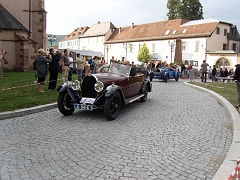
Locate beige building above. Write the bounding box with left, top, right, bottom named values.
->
left=0, top=0, right=46, bottom=71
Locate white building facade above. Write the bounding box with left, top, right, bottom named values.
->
left=59, top=19, right=240, bottom=69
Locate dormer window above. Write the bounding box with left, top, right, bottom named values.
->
left=172, top=30, right=177, bottom=34
left=165, top=30, right=170, bottom=35
left=183, top=29, right=187, bottom=33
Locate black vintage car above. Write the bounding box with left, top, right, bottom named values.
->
left=57, top=62, right=152, bottom=120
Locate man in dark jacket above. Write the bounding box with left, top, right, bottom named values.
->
left=48, top=48, right=61, bottom=90
left=234, top=64, right=240, bottom=108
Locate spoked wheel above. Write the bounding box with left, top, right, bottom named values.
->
left=57, top=91, right=75, bottom=115
left=104, top=91, right=121, bottom=120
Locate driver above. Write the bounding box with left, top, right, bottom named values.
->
left=122, top=60, right=136, bottom=76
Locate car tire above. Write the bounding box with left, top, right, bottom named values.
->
left=57, top=91, right=75, bottom=115
left=104, top=91, right=121, bottom=120
left=164, top=74, right=168, bottom=83
left=140, top=86, right=148, bottom=102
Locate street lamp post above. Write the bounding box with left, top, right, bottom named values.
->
left=47, top=35, right=56, bottom=47
left=105, top=44, right=111, bottom=64
left=168, top=40, right=175, bottom=64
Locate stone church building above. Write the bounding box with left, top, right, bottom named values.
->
left=0, top=0, right=46, bottom=71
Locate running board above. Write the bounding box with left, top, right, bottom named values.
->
left=125, top=94, right=144, bottom=105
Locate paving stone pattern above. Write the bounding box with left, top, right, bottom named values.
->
left=0, top=80, right=232, bottom=180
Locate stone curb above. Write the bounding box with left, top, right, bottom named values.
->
left=184, top=82, right=240, bottom=180
left=0, top=102, right=57, bottom=120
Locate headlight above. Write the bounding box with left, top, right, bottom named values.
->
left=72, top=80, right=81, bottom=90
left=94, top=81, right=104, bottom=92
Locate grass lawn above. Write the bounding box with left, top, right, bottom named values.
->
left=0, top=72, right=238, bottom=113
left=190, top=81, right=238, bottom=107
left=0, top=71, right=76, bottom=112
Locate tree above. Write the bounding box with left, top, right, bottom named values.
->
left=167, top=0, right=182, bottom=20
left=137, top=42, right=152, bottom=64
left=167, top=0, right=203, bottom=20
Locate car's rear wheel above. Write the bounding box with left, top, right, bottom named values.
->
left=57, top=91, right=75, bottom=115
left=140, top=86, right=148, bottom=102
left=175, top=74, right=179, bottom=81
left=104, top=91, right=121, bottom=120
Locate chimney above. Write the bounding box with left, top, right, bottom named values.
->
left=131, top=23, right=134, bottom=30
left=119, top=27, right=121, bottom=33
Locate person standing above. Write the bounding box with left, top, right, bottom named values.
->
left=36, top=48, right=52, bottom=93
left=76, top=53, right=85, bottom=83
left=212, top=65, right=217, bottom=82
left=68, top=53, right=74, bottom=81
left=201, top=60, right=209, bottom=82
left=48, top=48, right=61, bottom=90
left=188, top=64, right=193, bottom=82
left=61, top=49, right=70, bottom=84
left=234, top=64, right=240, bottom=108
left=33, top=59, right=38, bottom=83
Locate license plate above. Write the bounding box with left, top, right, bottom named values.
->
left=74, top=104, right=93, bottom=111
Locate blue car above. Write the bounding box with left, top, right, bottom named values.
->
left=149, top=68, right=180, bottom=83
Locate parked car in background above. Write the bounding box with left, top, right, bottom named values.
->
left=57, top=62, right=152, bottom=120
left=149, top=67, right=179, bottom=82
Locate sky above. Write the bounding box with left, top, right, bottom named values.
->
left=45, top=0, right=240, bottom=35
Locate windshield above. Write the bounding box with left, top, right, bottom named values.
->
left=108, top=62, right=131, bottom=76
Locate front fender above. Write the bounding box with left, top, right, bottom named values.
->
left=57, top=83, right=73, bottom=92
left=57, top=83, right=77, bottom=103
left=105, top=84, right=121, bottom=97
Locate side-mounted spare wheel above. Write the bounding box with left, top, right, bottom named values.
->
left=104, top=91, right=121, bottom=120
left=57, top=91, right=75, bottom=115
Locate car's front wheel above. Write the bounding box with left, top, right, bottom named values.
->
left=57, top=91, right=75, bottom=115
left=104, top=91, right=121, bottom=120
left=164, top=74, right=168, bottom=83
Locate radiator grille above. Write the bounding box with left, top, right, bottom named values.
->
left=82, top=76, right=97, bottom=98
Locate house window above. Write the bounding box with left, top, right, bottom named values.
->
left=67, top=41, right=70, bottom=46
left=223, top=43, right=227, bottom=50
left=96, top=37, right=98, bottom=43
left=195, top=41, right=200, bottom=52
left=139, top=44, right=142, bottom=51
left=216, top=27, right=220, bottom=34
left=130, top=44, right=133, bottom=52
left=224, top=29, right=227, bottom=36
left=183, top=29, right=187, bottom=33
left=182, top=41, right=187, bottom=50
left=233, top=43, right=236, bottom=51
left=152, top=43, right=155, bottom=52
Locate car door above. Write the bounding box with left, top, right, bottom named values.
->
left=127, top=74, right=144, bottom=98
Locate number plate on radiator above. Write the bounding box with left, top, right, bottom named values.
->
left=74, top=104, right=93, bottom=111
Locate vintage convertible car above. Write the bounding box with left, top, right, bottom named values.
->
left=57, top=62, right=152, bottom=120
left=149, top=67, right=179, bottom=83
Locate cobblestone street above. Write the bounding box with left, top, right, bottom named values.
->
left=0, top=80, right=232, bottom=180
